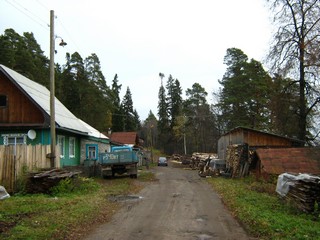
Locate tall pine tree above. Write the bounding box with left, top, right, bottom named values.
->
left=217, top=48, right=272, bottom=131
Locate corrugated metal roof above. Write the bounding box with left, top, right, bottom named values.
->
left=109, top=132, right=138, bottom=145
left=222, top=126, right=303, bottom=144
left=79, top=120, right=108, bottom=139
left=1, top=64, right=107, bottom=139
left=256, top=148, right=320, bottom=175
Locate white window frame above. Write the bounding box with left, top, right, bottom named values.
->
left=87, top=145, right=98, bottom=160
left=2, top=134, right=26, bottom=146
left=58, top=135, right=65, bottom=158
left=69, top=137, right=75, bottom=158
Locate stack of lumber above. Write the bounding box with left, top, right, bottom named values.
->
left=286, top=175, right=320, bottom=213
left=25, top=168, right=82, bottom=194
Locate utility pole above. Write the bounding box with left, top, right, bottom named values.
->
left=49, top=10, right=56, bottom=168
left=183, top=115, right=187, bottom=155
left=184, top=132, right=187, bottom=155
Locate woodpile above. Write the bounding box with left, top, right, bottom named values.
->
left=171, top=154, right=182, bottom=161
left=198, top=159, right=226, bottom=178
left=181, top=155, right=192, bottom=165
left=25, top=168, right=82, bottom=194
left=225, top=144, right=253, bottom=178
left=287, top=176, right=320, bottom=213
left=190, top=152, right=216, bottom=169
left=170, top=154, right=192, bottom=165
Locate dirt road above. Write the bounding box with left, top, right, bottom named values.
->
left=83, top=163, right=251, bottom=240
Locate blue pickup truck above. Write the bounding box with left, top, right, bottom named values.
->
left=98, top=146, right=141, bottom=178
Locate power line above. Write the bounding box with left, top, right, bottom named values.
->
left=4, top=0, right=94, bottom=65
left=32, top=0, right=78, bottom=49
left=33, top=0, right=85, bottom=58
left=4, top=0, right=49, bottom=29
left=34, top=0, right=49, bottom=12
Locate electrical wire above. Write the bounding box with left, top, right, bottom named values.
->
left=4, top=0, right=49, bottom=29
left=34, top=0, right=49, bottom=11
left=34, top=0, right=86, bottom=58
left=55, top=17, right=81, bottom=53
left=4, top=0, right=81, bottom=54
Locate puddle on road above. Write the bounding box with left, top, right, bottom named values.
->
left=195, top=215, right=208, bottom=222
left=187, top=230, right=216, bottom=240
left=107, top=195, right=143, bottom=202
left=196, top=218, right=205, bottom=222
left=172, top=192, right=181, bottom=198
left=196, top=233, right=214, bottom=240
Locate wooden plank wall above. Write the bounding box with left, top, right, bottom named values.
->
left=0, top=145, right=60, bottom=193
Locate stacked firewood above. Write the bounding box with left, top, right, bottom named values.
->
left=225, top=144, right=250, bottom=178
left=171, top=154, right=182, bottom=161
left=190, top=152, right=216, bottom=169
left=25, top=168, right=82, bottom=194
left=286, top=175, right=320, bottom=213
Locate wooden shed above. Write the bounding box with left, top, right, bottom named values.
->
left=218, top=127, right=303, bottom=161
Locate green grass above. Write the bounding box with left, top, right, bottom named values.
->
left=3, top=168, right=319, bottom=240
left=0, top=173, right=152, bottom=240
left=206, top=177, right=320, bottom=240
left=138, top=170, right=158, bottom=182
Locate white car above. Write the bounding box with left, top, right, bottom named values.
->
left=158, top=157, right=168, bottom=166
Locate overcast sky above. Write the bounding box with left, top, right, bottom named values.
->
left=1, top=0, right=273, bottom=120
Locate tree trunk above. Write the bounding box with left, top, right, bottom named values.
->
left=298, top=41, right=306, bottom=145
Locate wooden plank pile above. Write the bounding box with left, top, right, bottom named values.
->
left=25, top=168, right=82, bottom=194
left=286, top=175, right=320, bottom=213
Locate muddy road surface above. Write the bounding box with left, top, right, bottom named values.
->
left=83, top=163, right=251, bottom=240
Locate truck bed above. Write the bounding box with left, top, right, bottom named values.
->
left=99, top=151, right=139, bottom=165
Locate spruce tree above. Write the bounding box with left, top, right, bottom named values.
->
left=110, top=74, right=124, bottom=132
left=121, top=87, right=137, bottom=131
left=157, top=84, right=170, bottom=152
left=166, top=75, right=183, bottom=153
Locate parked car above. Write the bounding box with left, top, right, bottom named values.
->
left=158, top=157, right=168, bottom=166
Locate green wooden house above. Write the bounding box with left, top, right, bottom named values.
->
left=0, top=64, right=109, bottom=167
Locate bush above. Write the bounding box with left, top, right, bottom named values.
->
left=50, top=177, right=100, bottom=196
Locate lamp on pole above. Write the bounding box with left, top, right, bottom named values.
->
left=49, top=10, right=67, bottom=168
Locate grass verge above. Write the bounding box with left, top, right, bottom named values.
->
left=0, top=170, right=156, bottom=240
left=206, top=177, right=320, bottom=240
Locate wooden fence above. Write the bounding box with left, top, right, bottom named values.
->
left=0, top=145, right=60, bottom=193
